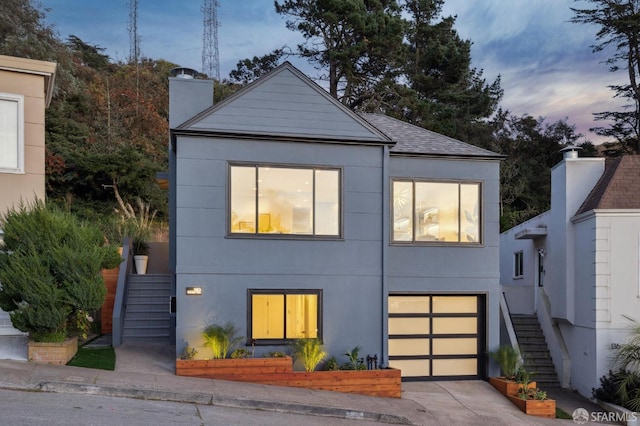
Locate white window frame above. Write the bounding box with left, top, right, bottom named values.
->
left=514, top=251, right=524, bottom=278
left=0, top=93, right=25, bottom=174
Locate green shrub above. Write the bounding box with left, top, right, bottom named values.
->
left=230, top=348, right=252, bottom=359
left=180, top=345, right=198, bottom=360
left=0, top=200, right=121, bottom=342
left=290, top=338, right=327, bottom=372
left=341, top=346, right=366, bottom=370
left=488, top=345, right=521, bottom=379
left=323, top=356, right=340, bottom=371
left=202, top=322, right=242, bottom=359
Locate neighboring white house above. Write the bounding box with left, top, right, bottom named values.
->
left=501, top=149, right=640, bottom=398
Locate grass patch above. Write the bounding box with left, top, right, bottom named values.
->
left=67, top=346, right=116, bottom=370
left=556, top=407, right=573, bottom=419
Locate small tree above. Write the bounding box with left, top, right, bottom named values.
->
left=0, top=200, right=121, bottom=342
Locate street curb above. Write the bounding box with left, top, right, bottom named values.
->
left=37, top=381, right=413, bottom=425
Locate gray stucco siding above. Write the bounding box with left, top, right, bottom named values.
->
left=176, top=273, right=383, bottom=359
left=175, top=185, right=222, bottom=209
left=177, top=136, right=382, bottom=166
left=175, top=207, right=223, bottom=238
left=344, top=191, right=381, bottom=214
left=187, top=70, right=384, bottom=141
left=175, top=237, right=382, bottom=276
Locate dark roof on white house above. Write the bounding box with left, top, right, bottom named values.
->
left=576, top=155, right=640, bottom=215
left=359, top=113, right=502, bottom=159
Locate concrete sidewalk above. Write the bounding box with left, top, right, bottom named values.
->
left=0, top=341, right=611, bottom=425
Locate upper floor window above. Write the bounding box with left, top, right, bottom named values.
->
left=514, top=251, right=524, bottom=278
left=0, top=93, right=24, bottom=174
left=229, top=164, right=341, bottom=237
left=392, top=180, right=481, bottom=244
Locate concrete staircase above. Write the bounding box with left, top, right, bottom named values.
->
left=511, top=314, right=560, bottom=388
left=123, top=274, right=171, bottom=343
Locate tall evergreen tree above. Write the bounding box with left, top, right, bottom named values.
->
left=402, top=0, right=502, bottom=139
left=275, top=0, right=405, bottom=107
left=571, top=0, right=640, bottom=152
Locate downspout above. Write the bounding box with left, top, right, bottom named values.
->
left=381, top=145, right=390, bottom=364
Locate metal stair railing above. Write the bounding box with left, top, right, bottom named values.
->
left=112, top=238, right=133, bottom=347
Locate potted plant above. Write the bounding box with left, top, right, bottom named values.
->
left=487, top=345, right=536, bottom=395
left=0, top=201, right=121, bottom=363
left=132, top=235, right=149, bottom=274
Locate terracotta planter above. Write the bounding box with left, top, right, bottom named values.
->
left=28, top=336, right=78, bottom=365
left=175, top=357, right=402, bottom=398
left=507, top=394, right=556, bottom=418
left=489, top=376, right=536, bottom=396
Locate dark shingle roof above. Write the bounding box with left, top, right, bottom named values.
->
left=358, top=113, right=502, bottom=158
left=576, top=155, right=640, bottom=215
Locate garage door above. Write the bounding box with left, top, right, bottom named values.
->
left=388, top=294, right=485, bottom=380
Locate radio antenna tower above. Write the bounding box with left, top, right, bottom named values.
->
left=202, top=0, right=220, bottom=81
left=128, top=0, right=140, bottom=63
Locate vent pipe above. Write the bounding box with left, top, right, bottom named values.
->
left=560, top=145, right=583, bottom=160
left=170, top=67, right=199, bottom=79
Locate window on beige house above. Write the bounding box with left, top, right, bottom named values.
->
left=0, top=93, right=24, bottom=174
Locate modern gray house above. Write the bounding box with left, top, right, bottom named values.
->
left=168, top=62, right=502, bottom=380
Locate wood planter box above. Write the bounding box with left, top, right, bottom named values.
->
left=176, top=357, right=401, bottom=398
left=28, top=337, right=78, bottom=365
left=489, top=376, right=536, bottom=396
left=176, top=356, right=293, bottom=377
left=101, top=266, right=120, bottom=334
left=507, top=394, right=556, bottom=418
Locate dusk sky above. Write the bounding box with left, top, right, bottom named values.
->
left=39, top=0, right=627, bottom=144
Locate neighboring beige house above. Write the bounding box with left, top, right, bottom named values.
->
left=0, top=55, right=57, bottom=359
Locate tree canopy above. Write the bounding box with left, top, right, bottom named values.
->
left=0, top=0, right=604, bottom=232
left=571, top=0, right=640, bottom=152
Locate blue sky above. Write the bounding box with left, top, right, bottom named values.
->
left=40, top=0, right=626, bottom=144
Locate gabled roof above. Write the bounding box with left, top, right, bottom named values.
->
left=359, top=113, right=502, bottom=159
left=178, top=62, right=389, bottom=143
left=576, top=155, right=640, bottom=215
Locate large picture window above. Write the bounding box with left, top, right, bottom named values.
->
left=249, top=289, right=322, bottom=342
left=0, top=93, right=24, bottom=173
left=230, top=164, right=340, bottom=237
left=392, top=180, right=481, bottom=243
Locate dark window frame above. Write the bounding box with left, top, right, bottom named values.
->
left=514, top=251, right=524, bottom=278
left=228, top=162, right=343, bottom=240
left=391, top=178, right=483, bottom=245
left=247, top=288, right=323, bottom=345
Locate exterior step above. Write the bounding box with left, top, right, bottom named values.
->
left=122, top=273, right=171, bottom=344
left=511, top=314, right=560, bottom=388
